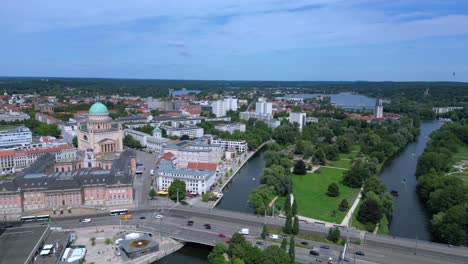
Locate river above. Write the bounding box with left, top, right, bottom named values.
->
left=379, top=120, right=442, bottom=240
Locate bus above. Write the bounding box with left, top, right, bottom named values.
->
left=20, top=215, right=50, bottom=222
left=110, top=209, right=128, bottom=216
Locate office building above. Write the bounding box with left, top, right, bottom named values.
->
left=0, top=127, right=32, bottom=148
left=161, top=124, right=204, bottom=138
left=211, top=100, right=226, bottom=117
left=289, top=112, right=307, bottom=130
left=163, top=140, right=223, bottom=168
left=0, top=111, right=30, bottom=122
left=374, top=99, right=383, bottom=119
left=255, top=98, right=272, bottom=115
left=211, top=139, right=248, bottom=153
left=215, top=123, right=246, bottom=134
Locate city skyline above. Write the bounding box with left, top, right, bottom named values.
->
left=1, top=0, right=468, bottom=81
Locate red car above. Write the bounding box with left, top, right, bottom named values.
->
left=225, top=240, right=231, bottom=244
left=218, top=233, right=226, bottom=238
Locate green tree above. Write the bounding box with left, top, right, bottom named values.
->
left=104, top=238, right=112, bottom=245
left=148, top=188, right=157, bottom=199
left=338, top=199, right=349, bottom=212
left=168, top=179, right=186, bottom=202
left=327, top=227, right=341, bottom=243
left=357, top=198, right=382, bottom=224
left=261, top=245, right=291, bottom=264
left=284, top=211, right=293, bottom=234
left=292, top=160, right=307, bottom=175
left=288, top=236, right=295, bottom=262
left=249, top=186, right=275, bottom=214
left=72, top=136, right=78, bottom=147
left=292, top=216, right=299, bottom=235
left=327, top=182, right=340, bottom=197
left=337, top=135, right=352, bottom=153
left=280, top=237, right=287, bottom=251
left=208, top=243, right=228, bottom=264
left=363, top=176, right=385, bottom=196
left=291, top=199, right=298, bottom=216
left=261, top=224, right=268, bottom=240
left=283, top=195, right=291, bottom=214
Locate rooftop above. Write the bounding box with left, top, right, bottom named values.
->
left=0, top=225, right=49, bottom=264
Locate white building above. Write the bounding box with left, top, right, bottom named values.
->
left=162, top=125, right=204, bottom=138
left=0, top=127, right=32, bottom=148
left=212, top=100, right=226, bottom=117
left=374, top=99, right=384, bottom=119
left=223, top=97, right=238, bottom=111
left=239, top=112, right=280, bottom=128
left=0, top=111, right=30, bottom=122
left=211, top=139, right=248, bottom=153
left=255, top=98, right=272, bottom=115
left=433, top=106, right=464, bottom=114
left=214, top=123, right=246, bottom=134
left=289, top=112, right=307, bottom=130
left=157, top=159, right=216, bottom=194
left=163, top=140, right=223, bottom=168
left=124, top=127, right=168, bottom=153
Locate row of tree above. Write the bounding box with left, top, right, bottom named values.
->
left=416, top=116, right=468, bottom=246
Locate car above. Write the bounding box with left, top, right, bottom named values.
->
left=154, top=215, right=163, bottom=219
left=255, top=241, right=264, bottom=246
left=309, top=250, right=320, bottom=256
left=79, top=218, right=91, bottom=223
left=355, top=251, right=365, bottom=256
left=187, top=220, right=194, bottom=226
left=339, top=256, right=350, bottom=262
left=115, top=238, right=123, bottom=245
left=269, top=234, right=280, bottom=240
left=218, top=233, right=226, bottom=238
left=300, top=241, right=308, bottom=245
left=140, top=216, right=146, bottom=219
left=320, top=245, right=330, bottom=249
left=225, top=240, right=231, bottom=244
left=204, top=224, right=212, bottom=229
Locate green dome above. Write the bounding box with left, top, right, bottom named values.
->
left=153, top=126, right=161, bottom=132
left=89, top=102, right=109, bottom=115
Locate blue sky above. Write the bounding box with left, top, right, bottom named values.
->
left=1, top=0, right=468, bottom=81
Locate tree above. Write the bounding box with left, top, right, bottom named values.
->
left=148, top=188, right=157, bottom=199
left=104, top=238, right=112, bottom=245
left=250, top=186, right=275, bottom=214
left=168, top=179, right=186, bottom=202
left=72, top=136, right=78, bottom=147
left=208, top=243, right=228, bottom=264
left=292, top=216, right=299, bottom=235
left=337, top=136, right=352, bottom=153
left=284, top=211, right=293, bottom=234
left=280, top=237, right=287, bottom=251
left=288, top=236, right=295, bottom=262
left=291, top=199, right=298, bottom=216
left=327, top=182, right=340, bottom=197
left=327, top=227, right=341, bottom=243
left=261, top=245, right=291, bottom=264
left=90, top=237, right=96, bottom=246
left=283, top=195, right=291, bottom=214
left=313, top=147, right=326, bottom=165
left=292, top=160, right=307, bottom=175
left=338, top=199, right=349, bottom=212
left=357, top=198, right=382, bottom=224
left=261, top=224, right=268, bottom=240
left=363, top=176, right=385, bottom=196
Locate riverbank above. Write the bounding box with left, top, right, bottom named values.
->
left=212, top=141, right=271, bottom=209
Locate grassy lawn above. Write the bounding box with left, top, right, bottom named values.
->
left=328, top=159, right=352, bottom=169
left=267, top=227, right=345, bottom=246
left=292, top=167, right=360, bottom=223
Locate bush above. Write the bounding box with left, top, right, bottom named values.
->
left=105, top=238, right=112, bottom=245
left=338, top=199, right=349, bottom=211
left=327, top=227, right=340, bottom=243
left=357, top=198, right=382, bottom=224
left=293, top=160, right=307, bottom=175
left=202, top=192, right=218, bottom=202
left=327, top=182, right=340, bottom=197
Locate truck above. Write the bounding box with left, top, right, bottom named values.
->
left=239, top=228, right=249, bottom=235
left=121, top=214, right=133, bottom=220
left=150, top=169, right=155, bottom=176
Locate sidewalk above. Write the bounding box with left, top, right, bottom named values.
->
left=340, top=187, right=363, bottom=226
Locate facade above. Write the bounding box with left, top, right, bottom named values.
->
left=215, top=123, right=246, bottom=134
left=211, top=100, right=226, bottom=117
left=0, top=144, right=75, bottom=174
left=77, top=101, right=124, bottom=154
left=239, top=112, right=280, bottom=128
left=374, top=99, right=384, bottom=119
left=35, top=112, right=60, bottom=125
left=0, top=111, right=30, bottom=122
left=157, top=159, right=216, bottom=194
left=223, top=97, right=238, bottom=111
left=289, top=112, right=307, bottom=130
left=0, top=127, right=32, bottom=148
left=124, top=127, right=168, bottom=153
left=255, top=98, right=272, bottom=115
left=211, top=139, right=248, bottom=153
left=0, top=150, right=135, bottom=215
left=433, top=106, right=464, bottom=114
left=163, top=140, right=223, bottom=168
left=161, top=124, right=204, bottom=138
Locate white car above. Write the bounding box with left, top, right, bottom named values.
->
left=269, top=234, right=280, bottom=240
left=79, top=218, right=91, bottom=223
left=115, top=238, right=123, bottom=245
left=154, top=214, right=163, bottom=219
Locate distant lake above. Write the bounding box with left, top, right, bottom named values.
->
left=284, top=92, right=389, bottom=110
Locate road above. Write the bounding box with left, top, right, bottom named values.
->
left=46, top=207, right=467, bottom=264
left=132, top=149, right=158, bottom=207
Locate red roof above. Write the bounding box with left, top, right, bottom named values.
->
left=16, top=145, right=72, bottom=156
left=0, top=151, right=15, bottom=157
left=180, top=105, right=202, bottom=115
left=157, top=152, right=177, bottom=165
left=187, top=162, right=217, bottom=171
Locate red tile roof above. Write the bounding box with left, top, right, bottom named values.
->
left=0, top=151, right=15, bottom=157
left=157, top=152, right=177, bottom=165
left=187, top=162, right=217, bottom=171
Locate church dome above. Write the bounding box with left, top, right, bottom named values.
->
left=89, top=102, right=109, bottom=115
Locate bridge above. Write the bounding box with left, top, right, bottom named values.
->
left=50, top=205, right=468, bottom=264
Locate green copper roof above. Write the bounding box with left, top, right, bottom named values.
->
left=89, top=102, right=109, bottom=115
left=153, top=126, right=161, bottom=132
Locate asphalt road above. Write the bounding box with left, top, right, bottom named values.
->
left=46, top=208, right=467, bottom=264
left=133, top=149, right=158, bottom=207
